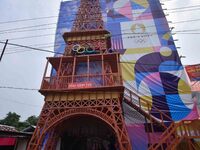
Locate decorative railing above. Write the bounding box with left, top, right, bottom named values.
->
left=148, top=119, right=200, bottom=150
left=41, top=73, right=122, bottom=90
left=124, top=88, right=173, bottom=129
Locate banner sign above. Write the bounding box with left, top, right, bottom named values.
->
left=68, top=82, right=93, bottom=89
left=185, top=64, right=200, bottom=81
left=54, top=1, right=197, bottom=149
left=55, top=0, right=194, bottom=123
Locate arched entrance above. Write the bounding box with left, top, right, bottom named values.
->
left=43, top=115, right=118, bottom=150
left=28, top=99, right=131, bottom=150
left=55, top=116, right=117, bottom=150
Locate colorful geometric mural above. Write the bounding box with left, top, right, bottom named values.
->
left=54, top=1, right=197, bottom=149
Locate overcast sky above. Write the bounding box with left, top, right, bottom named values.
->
left=0, top=0, right=199, bottom=121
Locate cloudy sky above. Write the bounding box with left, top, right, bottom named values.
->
left=0, top=0, right=199, bottom=120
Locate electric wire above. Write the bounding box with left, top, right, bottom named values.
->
left=0, top=29, right=200, bottom=56
left=0, top=0, right=192, bottom=25
left=0, top=16, right=58, bottom=25
left=0, top=86, right=38, bottom=91
left=0, top=97, right=42, bottom=108
left=6, top=42, right=64, bottom=50
left=4, top=43, right=66, bottom=54
left=0, top=41, right=63, bottom=55
left=166, top=4, right=200, bottom=10
left=2, top=20, right=200, bottom=36
left=1, top=30, right=200, bottom=42
left=0, top=84, right=196, bottom=108
left=0, top=40, right=190, bottom=67
left=0, top=27, right=56, bottom=35
left=0, top=0, right=197, bottom=117
left=1, top=17, right=200, bottom=41
left=0, top=40, right=191, bottom=68
left=1, top=4, right=200, bottom=34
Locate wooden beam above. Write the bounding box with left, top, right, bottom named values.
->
left=40, top=59, right=49, bottom=90
left=72, top=57, right=76, bottom=83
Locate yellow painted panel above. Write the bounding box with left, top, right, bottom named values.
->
left=68, top=93, right=75, bottom=101
left=125, top=47, right=154, bottom=54
left=60, top=94, right=67, bottom=101
left=45, top=92, right=121, bottom=102
left=111, top=92, right=119, bottom=98
left=82, top=93, right=89, bottom=100
left=82, top=36, right=86, bottom=40
left=132, top=0, right=149, bottom=8
left=54, top=94, right=60, bottom=101
left=162, top=32, right=171, bottom=40
left=86, top=36, right=90, bottom=40
left=77, top=36, right=81, bottom=41
left=75, top=94, right=82, bottom=101
left=67, top=37, right=72, bottom=41
left=97, top=92, right=104, bottom=99
left=46, top=94, right=53, bottom=101
left=90, top=93, right=97, bottom=99
left=105, top=93, right=111, bottom=99
left=178, top=79, right=191, bottom=94
left=121, top=63, right=135, bottom=81
left=140, top=95, right=152, bottom=111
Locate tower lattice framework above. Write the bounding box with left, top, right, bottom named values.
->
left=27, top=0, right=131, bottom=149
left=72, top=0, right=104, bottom=31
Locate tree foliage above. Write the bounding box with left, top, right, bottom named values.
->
left=26, top=115, right=38, bottom=126
left=0, top=112, right=20, bottom=127
left=0, top=112, right=38, bottom=131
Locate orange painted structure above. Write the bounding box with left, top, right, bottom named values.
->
left=27, top=0, right=200, bottom=149
left=27, top=0, right=131, bottom=149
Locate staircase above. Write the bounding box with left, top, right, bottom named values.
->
left=123, top=88, right=173, bottom=129
left=123, top=88, right=200, bottom=150
left=148, top=119, right=200, bottom=150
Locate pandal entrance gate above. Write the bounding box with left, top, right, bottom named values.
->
left=27, top=0, right=132, bottom=149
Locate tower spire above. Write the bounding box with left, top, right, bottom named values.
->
left=63, top=0, right=110, bottom=56
left=72, top=0, right=104, bottom=31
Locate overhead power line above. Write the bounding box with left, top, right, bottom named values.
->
left=2, top=27, right=200, bottom=55
left=5, top=44, right=66, bottom=55
left=1, top=14, right=200, bottom=37
left=2, top=19, right=200, bottom=36
left=0, top=41, right=63, bottom=55
left=0, top=1, right=185, bottom=25
left=167, top=8, right=200, bottom=13
left=0, top=16, right=58, bottom=24
left=0, top=86, right=38, bottom=91
left=2, top=27, right=200, bottom=42
left=1, top=33, right=56, bottom=41
left=0, top=40, right=190, bottom=67
left=0, top=97, right=42, bottom=108
left=0, top=27, right=56, bottom=35
left=1, top=4, right=200, bottom=33
left=6, top=42, right=64, bottom=50
left=0, top=23, right=57, bottom=33
left=166, top=4, right=200, bottom=10
left=0, top=84, right=193, bottom=106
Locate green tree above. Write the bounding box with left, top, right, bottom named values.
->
left=25, top=115, right=38, bottom=126
left=0, top=112, right=39, bottom=131
left=18, top=121, right=29, bottom=131
left=0, top=112, right=20, bottom=127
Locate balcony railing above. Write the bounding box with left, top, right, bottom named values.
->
left=41, top=73, right=122, bottom=91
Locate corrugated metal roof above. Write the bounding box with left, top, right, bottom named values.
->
left=0, top=125, right=18, bottom=132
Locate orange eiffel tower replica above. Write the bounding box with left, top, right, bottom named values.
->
left=27, top=0, right=131, bottom=149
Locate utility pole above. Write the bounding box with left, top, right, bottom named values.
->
left=0, top=40, right=8, bottom=62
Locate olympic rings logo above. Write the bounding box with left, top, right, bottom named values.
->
left=72, top=44, right=95, bottom=54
